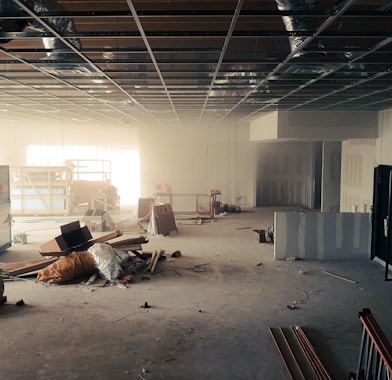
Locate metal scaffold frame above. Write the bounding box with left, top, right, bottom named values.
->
left=10, top=160, right=120, bottom=216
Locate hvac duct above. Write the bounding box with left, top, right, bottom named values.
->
left=274, top=0, right=317, bottom=56
left=0, top=0, right=81, bottom=51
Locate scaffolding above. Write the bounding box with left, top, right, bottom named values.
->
left=10, top=160, right=120, bottom=215
left=10, top=166, right=70, bottom=215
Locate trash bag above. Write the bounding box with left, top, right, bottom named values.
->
left=37, top=251, right=95, bottom=284
left=88, top=243, right=123, bottom=282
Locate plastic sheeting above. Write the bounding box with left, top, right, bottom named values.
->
left=88, top=243, right=123, bottom=282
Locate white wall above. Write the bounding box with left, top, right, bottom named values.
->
left=340, top=109, right=392, bottom=212
left=0, top=119, right=140, bottom=205
left=250, top=110, right=378, bottom=141
left=0, top=119, right=257, bottom=208
left=377, top=109, right=392, bottom=165
left=138, top=124, right=256, bottom=206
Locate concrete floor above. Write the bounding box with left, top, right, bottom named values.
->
left=1, top=207, right=391, bottom=380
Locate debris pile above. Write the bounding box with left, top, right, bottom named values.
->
left=1, top=221, right=175, bottom=287
left=253, top=223, right=274, bottom=243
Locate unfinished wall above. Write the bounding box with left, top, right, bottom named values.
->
left=0, top=119, right=257, bottom=207
left=340, top=139, right=377, bottom=212
left=255, top=141, right=318, bottom=208
left=274, top=211, right=371, bottom=260
left=0, top=119, right=140, bottom=205
left=339, top=109, right=392, bottom=213
left=377, top=109, right=392, bottom=165
left=0, top=119, right=139, bottom=163
left=138, top=123, right=256, bottom=206
left=321, top=141, right=341, bottom=212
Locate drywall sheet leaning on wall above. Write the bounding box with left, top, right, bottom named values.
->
left=274, top=211, right=371, bottom=260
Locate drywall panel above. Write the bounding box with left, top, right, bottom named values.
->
left=250, top=111, right=378, bottom=141
left=340, top=139, right=376, bottom=212
left=274, top=211, right=371, bottom=260
left=321, top=141, right=341, bottom=212
left=255, top=142, right=317, bottom=208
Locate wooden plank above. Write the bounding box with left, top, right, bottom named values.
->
left=108, top=235, right=148, bottom=247
left=151, top=249, right=164, bottom=273
left=1, top=257, right=58, bottom=276
left=269, top=326, right=323, bottom=380
left=148, top=251, right=158, bottom=271
left=90, top=230, right=123, bottom=244
left=292, top=326, right=332, bottom=380
left=269, top=327, right=306, bottom=380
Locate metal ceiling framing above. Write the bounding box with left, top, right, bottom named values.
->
left=0, top=0, right=392, bottom=128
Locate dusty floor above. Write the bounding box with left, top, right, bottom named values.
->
left=1, top=207, right=391, bottom=380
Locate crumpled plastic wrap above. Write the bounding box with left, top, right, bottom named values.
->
left=88, top=243, right=123, bottom=282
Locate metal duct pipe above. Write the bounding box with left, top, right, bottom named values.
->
left=274, top=0, right=316, bottom=56
left=0, top=2, right=29, bottom=43
left=0, top=0, right=81, bottom=51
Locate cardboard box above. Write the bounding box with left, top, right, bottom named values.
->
left=253, top=229, right=266, bottom=243
left=40, top=221, right=92, bottom=254
left=152, top=204, right=177, bottom=236
left=83, top=216, right=104, bottom=232
left=83, top=209, right=115, bottom=232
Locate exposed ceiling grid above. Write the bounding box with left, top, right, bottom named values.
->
left=0, top=0, right=392, bottom=127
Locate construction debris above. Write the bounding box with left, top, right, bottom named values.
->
left=3, top=220, right=186, bottom=287
left=269, top=325, right=332, bottom=380
left=15, top=299, right=25, bottom=307
left=253, top=229, right=267, bottom=243
left=0, top=222, right=167, bottom=287
left=171, top=250, right=182, bottom=258
left=83, top=209, right=116, bottom=232
left=322, top=270, right=358, bottom=284
left=89, top=243, right=123, bottom=282
left=39, top=221, right=124, bottom=256
left=1, top=257, right=58, bottom=276
left=37, top=251, right=95, bottom=284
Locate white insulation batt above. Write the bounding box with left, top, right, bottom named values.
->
left=274, top=211, right=371, bottom=260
